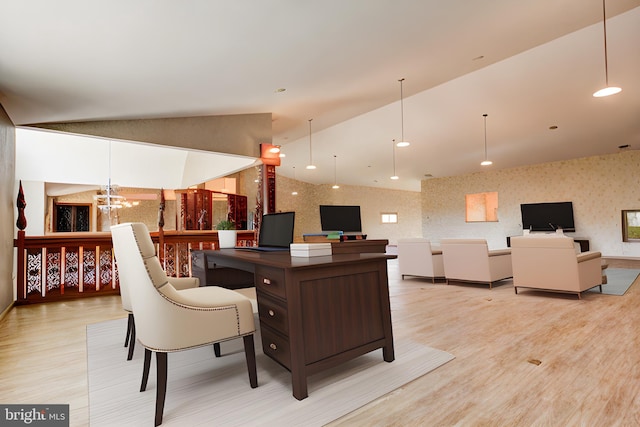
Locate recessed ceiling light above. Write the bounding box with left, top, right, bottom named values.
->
left=472, top=55, right=485, bottom=61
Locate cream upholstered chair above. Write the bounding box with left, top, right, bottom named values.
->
left=440, top=239, right=512, bottom=288
left=111, top=223, right=257, bottom=426
left=119, top=271, right=199, bottom=361
left=397, top=238, right=445, bottom=283
left=511, top=235, right=603, bottom=299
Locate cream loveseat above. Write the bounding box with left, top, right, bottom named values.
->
left=440, top=239, right=512, bottom=288
left=397, top=238, right=445, bottom=283
left=511, top=235, right=603, bottom=299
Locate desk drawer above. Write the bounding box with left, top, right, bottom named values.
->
left=258, top=295, right=289, bottom=335
left=255, top=266, right=286, bottom=299
left=261, top=325, right=291, bottom=369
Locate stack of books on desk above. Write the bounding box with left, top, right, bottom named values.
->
left=290, top=243, right=333, bottom=257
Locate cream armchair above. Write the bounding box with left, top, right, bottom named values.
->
left=511, top=235, right=603, bottom=299
left=120, top=271, right=198, bottom=361
left=111, top=222, right=257, bottom=426
left=397, top=238, right=445, bottom=283
left=440, top=239, right=512, bottom=288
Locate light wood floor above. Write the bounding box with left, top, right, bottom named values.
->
left=2, top=259, right=640, bottom=426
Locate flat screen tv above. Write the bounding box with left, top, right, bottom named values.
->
left=319, top=205, right=362, bottom=233
left=520, top=201, right=575, bottom=232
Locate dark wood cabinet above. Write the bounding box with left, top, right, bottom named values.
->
left=176, top=189, right=248, bottom=230
left=175, top=189, right=212, bottom=230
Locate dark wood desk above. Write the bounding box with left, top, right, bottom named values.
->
left=329, top=239, right=388, bottom=254
left=191, top=249, right=395, bottom=400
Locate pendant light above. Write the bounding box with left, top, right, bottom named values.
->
left=291, top=166, right=298, bottom=195
left=332, top=155, right=340, bottom=189
left=95, top=141, right=126, bottom=215
left=396, top=79, right=410, bottom=147
left=480, top=113, right=493, bottom=166
left=593, top=0, right=621, bottom=97
left=305, top=119, right=316, bottom=170
left=390, top=140, right=399, bottom=180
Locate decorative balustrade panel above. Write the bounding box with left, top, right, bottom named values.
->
left=22, top=246, right=117, bottom=300
left=25, top=249, right=42, bottom=296
left=64, top=248, right=80, bottom=288
left=83, top=248, right=97, bottom=288
left=15, top=230, right=257, bottom=304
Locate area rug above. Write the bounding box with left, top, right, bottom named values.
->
left=87, top=317, right=454, bottom=426
left=589, top=268, right=640, bottom=295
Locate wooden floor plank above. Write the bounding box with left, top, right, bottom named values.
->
left=1, top=259, right=639, bottom=426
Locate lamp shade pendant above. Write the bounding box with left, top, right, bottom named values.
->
left=397, top=78, right=410, bottom=147
left=306, top=119, right=316, bottom=170
left=593, top=0, right=621, bottom=97
left=481, top=113, right=493, bottom=166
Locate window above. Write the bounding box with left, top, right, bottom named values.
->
left=54, top=204, right=91, bottom=232
left=622, top=210, right=640, bottom=242
left=465, top=192, right=498, bottom=222
left=381, top=212, right=398, bottom=224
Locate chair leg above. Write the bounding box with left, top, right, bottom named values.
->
left=213, top=342, right=221, bottom=357
left=155, top=352, right=168, bottom=426
left=127, top=319, right=136, bottom=361
left=140, top=348, right=152, bottom=392
left=243, top=334, right=258, bottom=388
left=125, top=313, right=134, bottom=347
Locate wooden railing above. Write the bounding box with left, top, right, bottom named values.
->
left=13, top=229, right=257, bottom=305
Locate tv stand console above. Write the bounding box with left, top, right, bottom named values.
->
left=507, top=235, right=589, bottom=252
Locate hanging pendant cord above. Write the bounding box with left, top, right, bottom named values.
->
left=483, top=114, right=488, bottom=160
left=601, top=0, right=610, bottom=86
left=399, top=78, right=405, bottom=142
left=392, top=140, right=396, bottom=176
left=308, top=119, right=313, bottom=165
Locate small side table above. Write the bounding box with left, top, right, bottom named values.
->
left=601, top=262, right=609, bottom=284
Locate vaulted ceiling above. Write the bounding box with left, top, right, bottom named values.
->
left=1, top=1, right=639, bottom=191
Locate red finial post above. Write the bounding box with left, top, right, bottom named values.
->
left=16, top=181, right=27, bottom=301
left=16, top=180, right=27, bottom=230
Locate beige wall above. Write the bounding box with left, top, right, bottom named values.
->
left=0, top=104, right=16, bottom=313
left=422, top=150, right=640, bottom=257
left=275, top=174, right=422, bottom=244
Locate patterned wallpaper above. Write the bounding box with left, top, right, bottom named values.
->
left=422, top=150, right=640, bottom=257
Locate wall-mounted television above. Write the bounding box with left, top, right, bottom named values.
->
left=520, top=201, right=575, bottom=232
left=319, top=205, right=362, bottom=233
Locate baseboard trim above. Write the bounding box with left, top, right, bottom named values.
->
left=0, top=301, right=15, bottom=323
left=602, top=257, right=640, bottom=269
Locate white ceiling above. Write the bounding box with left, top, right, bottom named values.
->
left=15, top=128, right=257, bottom=189
left=1, top=1, right=639, bottom=192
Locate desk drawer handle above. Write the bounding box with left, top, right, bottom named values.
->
left=268, top=309, right=275, bottom=317
left=269, top=343, right=277, bottom=350
left=263, top=278, right=271, bottom=285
